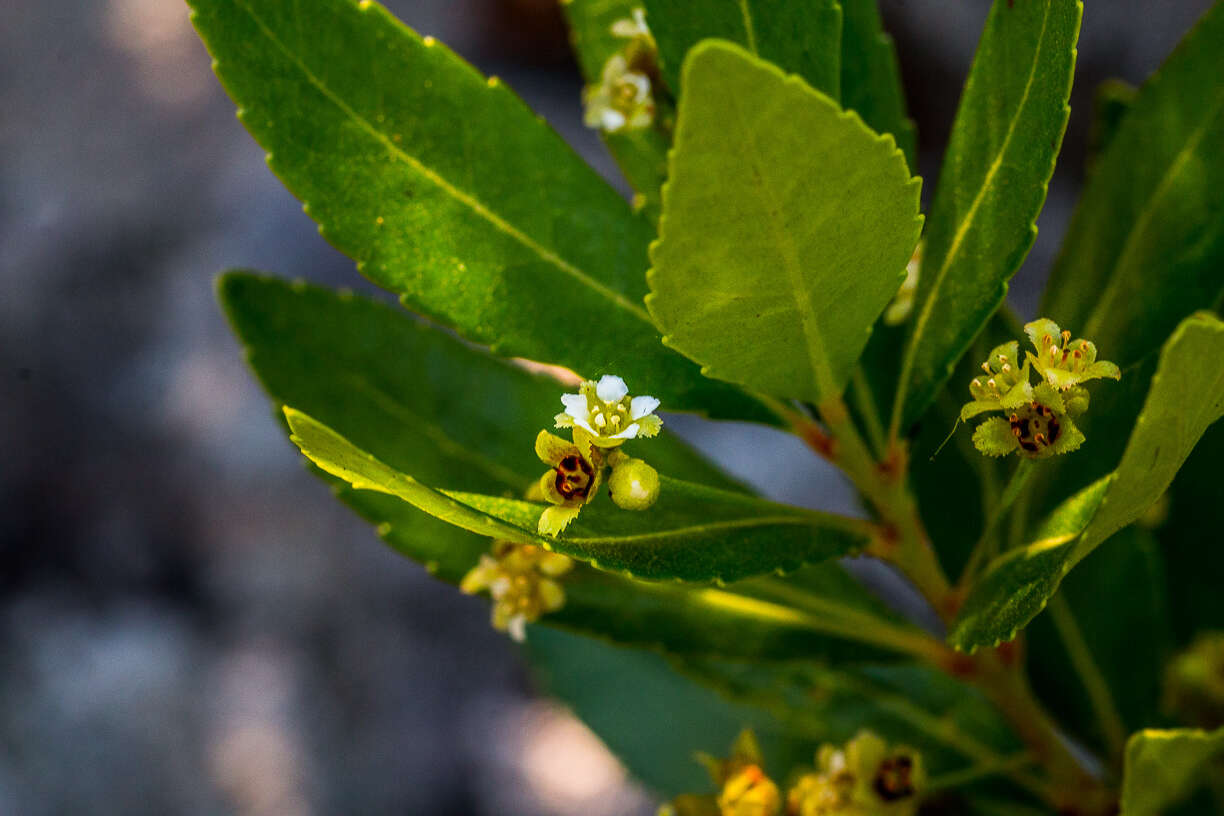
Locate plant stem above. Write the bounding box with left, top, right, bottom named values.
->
left=957, top=459, right=1038, bottom=590
left=849, top=368, right=888, bottom=457
left=825, top=399, right=955, bottom=619
left=966, top=652, right=1116, bottom=814
left=782, top=394, right=1117, bottom=812
left=1047, top=593, right=1128, bottom=765
left=924, top=752, right=1037, bottom=793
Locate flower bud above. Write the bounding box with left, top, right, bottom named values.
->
left=608, top=457, right=660, bottom=510
left=717, top=765, right=781, bottom=816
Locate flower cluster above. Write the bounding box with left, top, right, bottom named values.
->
left=539, top=374, right=662, bottom=535
left=660, top=730, right=923, bottom=816
left=961, top=319, right=1119, bottom=459
left=459, top=540, right=574, bottom=642
left=787, top=732, right=924, bottom=816
left=583, top=8, right=659, bottom=133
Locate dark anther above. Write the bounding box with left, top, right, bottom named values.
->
left=874, top=755, right=916, bottom=802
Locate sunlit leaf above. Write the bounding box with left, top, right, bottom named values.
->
left=648, top=40, right=921, bottom=405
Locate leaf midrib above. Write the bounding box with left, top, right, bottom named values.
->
left=565, top=514, right=839, bottom=546
left=230, top=0, right=655, bottom=326
left=725, top=84, right=837, bottom=398
left=1081, top=87, right=1224, bottom=339
left=892, top=2, right=1056, bottom=432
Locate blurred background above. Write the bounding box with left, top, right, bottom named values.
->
left=0, top=0, right=1213, bottom=813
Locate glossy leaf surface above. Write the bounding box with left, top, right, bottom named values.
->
left=950, top=312, right=1224, bottom=651
left=893, top=0, right=1082, bottom=431
left=641, top=0, right=842, bottom=98
left=648, top=41, right=922, bottom=404
left=189, top=0, right=767, bottom=421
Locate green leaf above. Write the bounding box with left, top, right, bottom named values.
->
left=647, top=40, right=922, bottom=405
left=526, top=627, right=814, bottom=798
left=1161, top=422, right=1224, bottom=641
left=1085, top=79, right=1136, bottom=178
left=284, top=406, right=874, bottom=582
left=949, top=312, right=1224, bottom=651
left=560, top=0, right=672, bottom=218
left=676, top=658, right=1035, bottom=792
left=840, top=0, right=916, bottom=170
left=1121, top=727, right=1224, bottom=816
left=188, top=0, right=767, bottom=422
left=558, top=561, right=921, bottom=663
left=1026, top=526, right=1171, bottom=760
left=1043, top=2, right=1224, bottom=374
left=220, top=273, right=900, bottom=663
left=641, top=0, right=842, bottom=99
left=892, top=0, right=1082, bottom=432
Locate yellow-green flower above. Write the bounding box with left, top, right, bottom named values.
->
left=554, top=375, right=662, bottom=448
left=1024, top=318, right=1121, bottom=391
left=610, top=7, right=652, bottom=43
left=459, top=540, right=573, bottom=641
left=534, top=430, right=603, bottom=536
left=787, top=732, right=924, bottom=816
left=583, top=55, right=656, bottom=132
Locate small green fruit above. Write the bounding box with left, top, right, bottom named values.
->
left=608, top=458, right=660, bottom=510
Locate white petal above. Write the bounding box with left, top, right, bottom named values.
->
left=596, top=375, right=629, bottom=402
left=610, top=19, right=637, bottom=37
left=625, top=73, right=650, bottom=102
left=560, top=392, right=588, bottom=420
left=630, top=395, right=659, bottom=419
left=507, top=615, right=527, bottom=643
left=601, top=109, right=626, bottom=131
left=572, top=415, right=597, bottom=435
left=611, top=425, right=639, bottom=440
left=602, top=54, right=628, bottom=81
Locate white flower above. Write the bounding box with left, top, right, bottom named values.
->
left=555, top=374, right=662, bottom=448
left=582, top=55, right=654, bottom=133
left=610, top=8, right=650, bottom=41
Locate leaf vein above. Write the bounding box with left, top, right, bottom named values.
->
left=232, top=0, right=654, bottom=325
left=893, top=2, right=1055, bottom=432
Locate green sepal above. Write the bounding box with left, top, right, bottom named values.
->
left=973, top=417, right=1019, bottom=458
left=539, top=505, right=583, bottom=536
